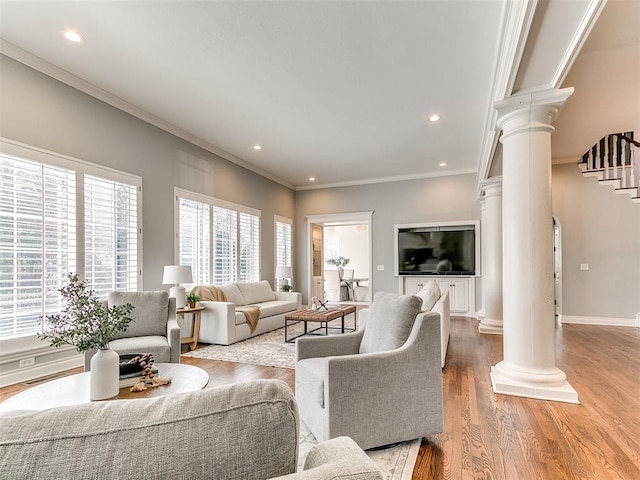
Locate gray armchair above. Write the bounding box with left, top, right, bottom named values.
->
left=84, top=291, right=180, bottom=371
left=295, top=292, right=443, bottom=450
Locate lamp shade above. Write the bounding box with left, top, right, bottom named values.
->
left=162, top=265, right=193, bottom=285
left=275, top=266, right=292, bottom=279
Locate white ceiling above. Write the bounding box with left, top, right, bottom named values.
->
left=0, top=1, right=637, bottom=189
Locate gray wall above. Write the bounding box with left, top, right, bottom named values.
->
left=552, top=163, right=640, bottom=320
left=0, top=54, right=295, bottom=290
left=295, top=174, right=482, bottom=304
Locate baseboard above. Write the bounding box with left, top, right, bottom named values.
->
left=0, top=356, right=83, bottom=388
left=561, top=315, right=639, bottom=327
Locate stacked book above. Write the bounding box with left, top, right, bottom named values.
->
left=119, top=366, right=158, bottom=388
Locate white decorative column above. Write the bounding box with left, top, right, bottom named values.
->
left=490, top=89, right=578, bottom=404
left=478, top=177, right=503, bottom=334
left=476, top=198, right=486, bottom=321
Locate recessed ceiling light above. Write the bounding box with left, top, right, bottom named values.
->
left=439, top=162, right=447, bottom=167
left=253, top=145, right=262, bottom=150
left=64, top=30, right=84, bottom=43
left=308, top=177, right=316, bottom=182
left=429, top=114, right=441, bottom=122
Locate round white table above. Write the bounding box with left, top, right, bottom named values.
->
left=0, top=363, right=209, bottom=412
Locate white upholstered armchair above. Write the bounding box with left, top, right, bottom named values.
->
left=84, top=291, right=180, bottom=370
left=295, top=292, right=443, bottom=450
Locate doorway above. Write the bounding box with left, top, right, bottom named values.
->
left=553, top=215, right=563, bottom=323
left=306, top=212, right=373, bottom=305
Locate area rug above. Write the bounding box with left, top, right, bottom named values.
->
left=182, top=319, right=349, bottom=369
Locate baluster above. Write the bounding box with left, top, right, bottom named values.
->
left=631, top=145, right=637, bottom=191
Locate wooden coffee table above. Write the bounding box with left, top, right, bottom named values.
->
left=284, top=305, right=357, bottom=343
left=0, top=363, right=209, bottom=412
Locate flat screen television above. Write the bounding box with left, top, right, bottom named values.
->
left=396, top=224, right=476, bottom=275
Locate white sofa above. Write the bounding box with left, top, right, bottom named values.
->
left=196, top=280, right=302, bottom=345
left=359, top=283, right=450, bottom=367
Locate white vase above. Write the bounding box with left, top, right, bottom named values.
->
left=90, top=347, right=120, bottom=400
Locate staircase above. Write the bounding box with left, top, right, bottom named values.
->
left=578, top=131, right=640, bottom=203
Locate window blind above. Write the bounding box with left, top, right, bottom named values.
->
left=178, top=197, right=210, bottom=285
left=213, top=206, right=237, bottom=284
left=275, top=219, right=292, bottom=290
left=0, top=154, right=76, bottom=338
left=84, top=175, right=138, bottom=298
left=239, top=212, right=260, bottom=282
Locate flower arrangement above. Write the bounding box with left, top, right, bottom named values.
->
left=325, top=256, right=350, bottom=267
left=39, top=273, right=134, bottom=353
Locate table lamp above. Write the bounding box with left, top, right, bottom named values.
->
left=275, top=266, right=293, bottom=291
left=162, top=265, right=193, bottom=308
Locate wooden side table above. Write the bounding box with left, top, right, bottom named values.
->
left=178, top=306, right=204, bottom=351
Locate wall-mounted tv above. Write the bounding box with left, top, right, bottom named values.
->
left=396, top=223, right=478, bottom=276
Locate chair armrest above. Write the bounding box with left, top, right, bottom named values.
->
left=275, top=291, right=302, bottom=309
left=431, top=289, right=450, bottom=368
left=166, top=297, right=180, bottom=362
left=271, top=437, right=383, bottom=480
left=296, top=330, right=363, bottom=362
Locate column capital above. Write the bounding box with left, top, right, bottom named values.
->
left=479, top=176, right=502, bottom=199
left=495, top=87, right=574, bottom=141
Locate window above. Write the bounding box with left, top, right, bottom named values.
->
left=275, top=216, right=292, bottom=291
left=0, top=141, right=141, bottom=340
left=178, top=198, right=210, bottom=285
left=176, top=189, right=260, bottom=285
left=84, top=175, right=138, bottom=298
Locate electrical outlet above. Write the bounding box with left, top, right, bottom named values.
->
left=19, top=357, right=35, bottom=368
left=580, top=263, right=589, bottom=271
left=377, top=265, right=384, bottom=271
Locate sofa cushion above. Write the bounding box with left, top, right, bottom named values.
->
left=110, top=336, right=171, bottom=362
left=359, top=291, right=422, bottom=354
left=256, top=300, right=298, bottom=318
left=109, top=291, right=168, bottom=339
left=237, top=280, right=276, bottom=305
left=218, top=283, right=246, bottom=306
left=296, top=357, right=326, bottom=408
left=415, top=280, right=441, bottom=311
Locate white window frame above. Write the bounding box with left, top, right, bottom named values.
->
left=0, top=138, right=142, bottom=348
left=174, top=188, right=261, bottom=285
left=274, top=215, right=293, bottom=291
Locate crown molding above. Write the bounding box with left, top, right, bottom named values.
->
left=476, top=0, right=538, bottom=192
left=0, top=40, right=295, bottom=190
left=296, top=167, right=477, bottom=191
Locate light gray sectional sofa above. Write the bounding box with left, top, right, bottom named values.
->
left=0, top=379, right=382, bottom=480
left=197, top=280, right=302, bottom=345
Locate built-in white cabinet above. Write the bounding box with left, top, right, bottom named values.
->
left=402, top=276, right=475, bottom=316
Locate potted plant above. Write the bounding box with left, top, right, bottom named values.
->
left=39, top=273, right=134, bottom=400
left=326, top=256, right=350, bottom=279
left=185, top=292, right=202, bottom=308
left=281, top=284, right=291, bottom=292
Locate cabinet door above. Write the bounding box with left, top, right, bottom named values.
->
left=404, top=277, right=428, bottom=295
left=447, top=278, right=469, bottom=313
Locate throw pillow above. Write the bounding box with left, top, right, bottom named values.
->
left=415, top=280, right=441, bottom=311
left=109, top=291, right=169, bottom=339
left=359, top=291, right=422, bottom=354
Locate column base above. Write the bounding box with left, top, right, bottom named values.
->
left=478, top=318, right=503, bottom=335
left=490, top=364, right=579, bottom=404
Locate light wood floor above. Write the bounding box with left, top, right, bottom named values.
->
left=2, top=317, right=639, bottom=479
